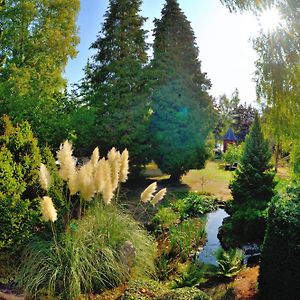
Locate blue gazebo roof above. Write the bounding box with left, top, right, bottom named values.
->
left=223, top=127, right=238, bottom=141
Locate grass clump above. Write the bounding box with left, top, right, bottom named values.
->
left=169, top=219, right=206, bottom=261
left=18, top=203, right=157, bottom=299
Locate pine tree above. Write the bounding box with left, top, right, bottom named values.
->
left=150, top=0, right=216, bottom=180
left=0, top=0, right=80, bottom=147
left=84, top=0, right=151, bottom=170
left=222, top=116, right=276, bottom=245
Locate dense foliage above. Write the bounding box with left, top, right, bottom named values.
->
left=214, top=90, right=256, bottom=142
left=153, top=191, right=218, bottom=281
left=0, top=116, right=64, bottom=282
left=0, top=0, right=80, bottom=147
left=153, top=191, right=219, bottom=226
left=221, top=116, right=276, bottom=245
left=222, top=144, right=243, bottom=165
left=0, top=116, right=63, bottom=251
left=258, top=185, right=300, bottom=300
left=150, top=0, right=216, bottom=180
left=80, top=0, right=151, bottom=170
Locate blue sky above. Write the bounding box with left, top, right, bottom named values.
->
left=65, top=0, right=260, bottom=104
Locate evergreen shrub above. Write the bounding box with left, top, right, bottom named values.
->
left=0, top=116, right=64, bottom=282
left=222, top=116, right=276, bottom=246
left=258, top=185, right=300, bottom=300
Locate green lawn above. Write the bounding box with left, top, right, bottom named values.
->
left=144, top=160, right=291, bottom=201
left=182, top=161, right=233, bottom=200
left=144, top=161, right=233, bottom=200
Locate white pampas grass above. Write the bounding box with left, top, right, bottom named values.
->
left=140, top=182, right=157, bottom=203
left=57, top=140, right=76, bottom=181
left=102, top=177, right=114, bottom=204
left=68, top=171, right=79, bottom=195
left=90, top=147, right=100, bottom=167
left=151, top=188, right=167, bottom=206
left=119, top=149, right=129, bottom=183
left=77, top=162, right=96, bottom=201
left=40, top=196, right=57, bottom=222
left=108, top=147, right=121, bottom=191
left=39, top=164, right=51, bottom=191
left=94, top=158, right=107, bottom=193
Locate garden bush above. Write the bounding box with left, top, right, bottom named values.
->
left=258, top=185, right=300, bottom=300
left=222, top=143, right=243, bottom=165
left=0, top=116, right=65, bottom=283
left=172, top=260, right=212, bottom=288
left=171, top=191, right=219, bottom=218
left=220, top=203, right=268, bottom=246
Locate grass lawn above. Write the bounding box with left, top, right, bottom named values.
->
left=182, top=161, right=233, bottom=200
left=144, top=160, right=233, bottom=200
left=143, top=160, right=291, bottom=201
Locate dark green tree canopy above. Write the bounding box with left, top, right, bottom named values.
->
left=81, top=0, right=151, bottom=169
left=153, top=0, right=211, bottom=90
left=150, top=0, right=216, bottom=179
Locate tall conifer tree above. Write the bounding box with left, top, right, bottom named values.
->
left=0, top=0, right=80, bottom=146
left=85, top=0, right=151, bottom=170
left=150, top=0, right=216, bottom=180
left=221, top=116, right=276, bottom=245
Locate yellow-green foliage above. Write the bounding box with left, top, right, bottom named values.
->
left=0, top=116, right=65, bottom=282
left=0, top=116, right=42, bottom=251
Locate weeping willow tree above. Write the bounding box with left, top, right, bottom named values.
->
left=221, top=0, right=300, bottom=175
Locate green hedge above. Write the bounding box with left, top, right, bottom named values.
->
left=258, top=185, right=300, bottom=300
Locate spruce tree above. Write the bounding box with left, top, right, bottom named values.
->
left=150, top=0, right=216, bottom=180
left=222, top=116, right=276, bottom=245
left=230, top=115, right=275, bottom=204
left=84, top=0, right=151, bottom=171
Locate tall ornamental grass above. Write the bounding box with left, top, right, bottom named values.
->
left=18, top=141, right=166, bottom=299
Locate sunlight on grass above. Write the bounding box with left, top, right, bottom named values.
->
left=182, top=161, right=233, bottom=200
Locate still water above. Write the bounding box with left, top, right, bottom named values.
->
left=197, top=208, right=229, bottom=265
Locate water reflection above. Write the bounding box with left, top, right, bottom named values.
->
left=197, top=208, right=229, bottom=265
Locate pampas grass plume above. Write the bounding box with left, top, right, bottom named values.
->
left=57, top=140, right=76, bottom=181
left=151, top=188, right=167, bottom=206
left=108, top=147, right=121, bottom=191
left=94, top=158, right=107, bottom=193
left=140, top=182, right=157, bottom=203
left=40, top=196, right=57, bottom=222
left=77, top=163, right=95, bottom=201
left=39, top=163, right=51, bottom=191
left=91, top=147, right=100, bottom=167
left=119, top=149, right=129, bottom=183
left=68, top=171, right=79, bottom=195
left=102, top=178, right=114, bottom=205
